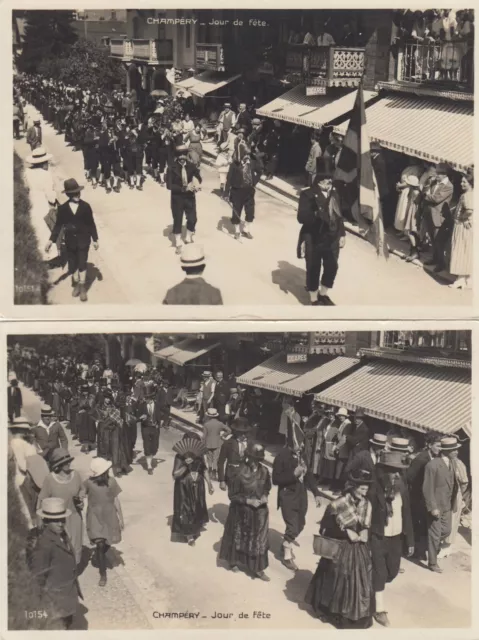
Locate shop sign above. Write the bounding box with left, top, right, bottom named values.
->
left=286, top=353, right=308, bottom=364
left=196, top=43, right=225, bottom=72
left=306, top=85, right=326, bottom=96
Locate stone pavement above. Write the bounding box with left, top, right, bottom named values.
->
left=14, top=107, right=471, bottom=308
left=19, top=381, right=471, bottom=630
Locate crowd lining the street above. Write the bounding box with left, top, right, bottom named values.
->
left=13, top=66, right=473, bottom=306
left=7, top=346, right=471, bottom=630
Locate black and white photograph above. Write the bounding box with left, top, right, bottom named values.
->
left=5, top=328, right=472, bottom=631
left=10, top=7, right=474, bottom=311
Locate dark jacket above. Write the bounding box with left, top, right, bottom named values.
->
left=213, top=380, right=230, bottom=410
left=422, top=178, right=454, bottom=228
left=297, top=186, right=345, bottom=256
left=346, top=420, right=370, bottom=457
left=163, top=277, right=223, bottom=305
left=50, top=200, right=98, bottom=250
left=30, top=527, right=82, bottom=618
left=345, top=448, right=377, bottom=478
left=368, top=475, right=414, bottom=548
left=8, top=386, right=23, bottom=415
left=217, top=438, right=247, bottom=483
left=32, top=422, right=68, bottom=458
left=225, top=159, right=262, bottom=192
left=406, top=449, right=433, bottom=509
left=272, top=447, right=319, bottom=509
left=166, top=160, right=202, bottom=195
left=423, top=456, right=457, bottom=514
left=135, top=399, right=163, bottom=426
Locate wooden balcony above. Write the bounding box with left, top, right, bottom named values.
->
left=283, top=44, right=366, bottom=89
left=109, top=39, right=173, bottom=65
left=379, top=41, right=474, bottom=101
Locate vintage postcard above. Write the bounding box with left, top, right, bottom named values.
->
left=1, top=321, right=474, bottom=635
left=3, top=4, right=475, bottom=319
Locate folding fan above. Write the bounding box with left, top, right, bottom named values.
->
left=173, top=437, right=207, bottom=458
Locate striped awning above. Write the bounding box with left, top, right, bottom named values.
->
left=174, top=71, right=241, bottom=98
left=334, top=93, right=474, bottom=171
left=316, top=361, right=471, bottom=436
left=256, top=85, right=377, bottom=129
left=236, top=352, right=360, bottom=398
left=154, top=338, right=220, bottom=366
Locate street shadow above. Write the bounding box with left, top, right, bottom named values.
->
left=283, top=568, right=315, bottom=618
left=85, top=263, right=103, bottom=293
left=208, top=502, right=229, bottom=526
left=217, top=216, right=234, bottom=235
left=46, top=254, right=68, bottom=272
left=268, top=526, right=289, bottom=561
left=211, top=188, right=225, bottom=199
left=271, top=261, right=310, bottom=305
left=106, top=546, right=125, bottom=569
left=422, top=264, right=452, bottom=286
left=77, top=545, right=92, bottom=577
left=459, top=525, right=472, bottom=546
left=163, top=225, right=174, bottom=245
left=72, top=603, right=89, bottom=630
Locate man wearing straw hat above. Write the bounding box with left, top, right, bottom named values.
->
left=163, top=244, right=223, bottom=305
left=423, top=435, right=460, bottom=573
left=45, top=178, right=99, bottom=303
left=32, top=405, right=68, bottom=462
left=31, top=497, right=83, bottom=629
left=203, top=407, right=231, bottom=480
left=346, top=432, right=388, bottom=480
left=369, top=450, right=414, bottom=627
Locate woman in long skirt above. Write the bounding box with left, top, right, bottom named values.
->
left=171, top=434, right=213, bottom=545
left=305, top=468, right=374, bottom=629
left=219, top=443, right=271, bottom=581
left=84, top=457, right=124, bottom=587
left=186, top=123, right=205, bottom=167
left=37, top=448, right=84, bottom=564
left=449, top=169, right=473, bottom=289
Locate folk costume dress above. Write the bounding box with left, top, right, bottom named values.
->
left=38, top=470, right=85, bottom=564
left=450, top=188, right=473, bottom=277
left=171, top=455, right=209, bottom=538
left=95, top=404, right=131, bottom=475
left=219, top=461, right=271, bottom=573
left=84, top=476, right=122, bottom=545
left=305, top=493, right=373, bottom=628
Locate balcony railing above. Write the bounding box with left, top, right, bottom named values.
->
left=109, top=39, right=173, bottom=65
left=397, top=40, right=474, bottom=92
left=381, top=331, right=471, bottom=354
left=284, top=44, right=365, bottom=88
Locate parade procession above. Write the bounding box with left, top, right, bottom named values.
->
left=6, top=331, right=472, bottom=631
left=12, top=8, right=474, bottom=307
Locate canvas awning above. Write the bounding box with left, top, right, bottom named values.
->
left=236, top=352, right=360, bottom=398
left=334, top=93, right=474, bottom=171
left=153, top=338, right=220, bottom=366
left=256, top=85, right=377, bottom=129
left=174, top=71, right=241, bottom=98
left=316, top=361, right=471, bottom=436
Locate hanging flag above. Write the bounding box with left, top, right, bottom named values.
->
left=334, top=82, right=388, bottom=259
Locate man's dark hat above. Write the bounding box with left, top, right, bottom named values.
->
left=348, top=468, right=373, bottom=484
left=62, top=178, right=84, bottom=195
left=246, top=442, right=265, bottom=461
left=231, top=417, right=251, bottom=434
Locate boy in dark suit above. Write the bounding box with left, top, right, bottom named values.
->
left=45, top=178, right=99, bottom=302
left=166, top=145, right=202, bottom=254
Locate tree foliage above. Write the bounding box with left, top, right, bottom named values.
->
left=18, top=10, right=78, bottom=74
left=10, top=334, right=107, bottom=362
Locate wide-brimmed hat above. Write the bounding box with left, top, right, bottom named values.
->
left=378, top=450, right=408, bottom=470
left=102, top=388, right=114, bottom=400
left=370, top=433, right=388, bottom=448
left=348, top=468, right=373, bottom=485
left=252, top=118, right=261, bottom=125
left=62, top=178, right=84, bottom=195
left=40, top=405, right=53, bottom=417
left=8, top=416, right=31, bottom=430
left=49, top=447, right=74, bottom=471
left=27, top=147, right=52, bottom=165
left=180, top=244, right=205, bottom=269
left=246, top=442, right=265, bottom=461
left=440, top=436, right=461, bottom=451
left=404, top=174, right=420, bottom=188
left=90, top=457, right=112, bottom=478
left=175, top=144, right=188, bottom=156
left=435, top=162, right=450, bottom=175
left=206, top=408, right=219, bottom=417
left=231, top=417, right=251, bottom=434
left=37, top=497, right=71, bottom=520
left=224, top=102, right=231, bottom=108
left=389, top=437, right=410, bottom=452
left=336, top=407, right=348, bottom=417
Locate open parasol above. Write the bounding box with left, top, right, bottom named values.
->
left=125, top=358, right=143, bottom=367
left=134, top=362, right=148, bottom=373
left=151, top=89, right=168, bottom=97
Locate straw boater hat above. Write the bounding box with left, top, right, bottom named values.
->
left=389, top=437, right=410, bottom=452
left=404, top=174, right=420, bottom=188
left=40, top=404, right=53, bottom=417
left=90, top=457, right=112, bottom=478
left=37, top=497, right=71, bottom=520
left=62, top=178, right=84, bottom=195
left=206, top=407, right=219, bottom=418
left=8, top=416, right=31, bottom=430
left=440, top=436, right=461, bottom=451
left=202, top=370, right=212, bottom=377
left=336, top=407, right=348, bottom=417
left=27, top=147, right=52, bottom=165
left=49, top=447, right=74, bottom=472
left=378, top=450, right=408, bottom=470
left=181, top=244, right=205, bottom=269
left=370, top=433, right=388, bottom=448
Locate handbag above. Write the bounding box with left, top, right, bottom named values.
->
left=313, top=534, right=344, bottom=561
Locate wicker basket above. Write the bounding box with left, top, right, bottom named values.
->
left=313, top=535, right=344, bottom=561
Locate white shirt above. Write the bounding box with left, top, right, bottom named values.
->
left=443, top=455, right=451, bottom=468
left=68, top=200, right=80, bottom=214
left=317, top=33, right=335, bottom=46
left=37, top=419, right=51, bottom=433
left=27, top=167, right=57, bottom=207
left=384, top=492, right=403, bottom=537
